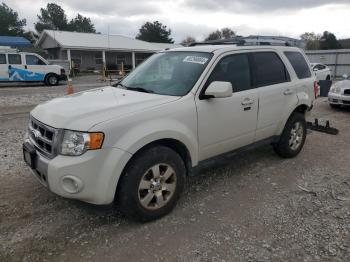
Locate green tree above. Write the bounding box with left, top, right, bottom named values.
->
left=0, top=3, right=26, bottom=36
left=181, top=36, right=196, bottom=46
left=221, top=27, right=236, bottom=39
left=69, top=14, right=96, bottom=33
left=205, top=30, right=222, bottom=41
left=35, top=3, right=69, bottom=32
left=136, top=21, right=174, bottom=43
left=205, top=28, right=236, bottom=41
left=35, top=3, right=96, bottom=34
left=320, top=31, right=342, bottom=50
left=300, top=32, right=321, bottom=50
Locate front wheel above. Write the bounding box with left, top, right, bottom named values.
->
left=45, top=74, right=59, bottom=86
left=273, top=113, right=307, bottom=158
left=118, top=146, right=186, bottom=222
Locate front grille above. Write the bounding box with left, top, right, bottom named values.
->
left=344, top=89, right=350, bottom=96
left=28, top=117, right=59, bottom=158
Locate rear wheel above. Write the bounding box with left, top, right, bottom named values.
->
left=45, top=74, right=59, bottom=86
left=118, top=146, right=186, bottom=222
left=273, top=113, right=307, bottom=158
left=326, top=75, right=331, bottom=80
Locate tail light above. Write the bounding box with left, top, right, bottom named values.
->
left=60, top=68, right=66, bottom=75
left=313, top=81, right=319, bottom=98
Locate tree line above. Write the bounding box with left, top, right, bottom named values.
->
left=0, top=2, right=346, bottom=49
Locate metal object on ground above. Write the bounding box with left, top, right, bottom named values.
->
left=307, top=118, right=339, bottom=135
left=318, top=80, right=332, bottom=97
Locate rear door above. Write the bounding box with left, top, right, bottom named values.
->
left=252, top=51, right=298, bottom=141
left=24, top=54, right=47, bottom=81
left=0, top=53, right=8, bottom=81
left=284, top=51, right=314, bottom=104
left=8, top=53, right=26, bottom=81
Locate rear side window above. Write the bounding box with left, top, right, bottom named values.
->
left=207, top=53, right=252, bottom=92
left=284, top=51, right=311, bottom=79
left=0, top=54, right=6, bottom=64
left=8, top=54, right=22, bottom=64
left=252, top=52, right=289, bottom=87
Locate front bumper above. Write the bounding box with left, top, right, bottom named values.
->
left=23, top=138, right=132, bottom=205
left=328, top=92, right=350, bottom=106
left=58, top=74, right=67, bottom=81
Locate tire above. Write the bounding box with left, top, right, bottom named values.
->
left=118, top=146, right=186, bottom=222
left=45, top=74, right=59, bottom=86
left=326, top=75, right=331, bottom=81
left=273, top=113, right=307, bottom=158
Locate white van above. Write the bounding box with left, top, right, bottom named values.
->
left=0, top=47, right=67, bottom=85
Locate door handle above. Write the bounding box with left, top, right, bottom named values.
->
left=241, top=98, right=254, bottom=106
left=284, top=89, right=294, bottom=95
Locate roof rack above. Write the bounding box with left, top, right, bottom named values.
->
left=188, top=39, right=245, bottom=47
left=0, top=46, right=19, bottom=53
left=188, top=38, right=290, bottom=47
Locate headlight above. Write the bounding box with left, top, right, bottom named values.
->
left=59, top=130, right=104, bottom=156
left=330, top=85, right=341, bottom=94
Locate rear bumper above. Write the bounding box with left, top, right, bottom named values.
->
left=328, top=92, right=350, bottom=105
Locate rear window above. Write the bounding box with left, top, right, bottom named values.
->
left=252, top=52, right=289, bottom=87
left=8, top=54, right=22, bottom=65
left=0, top=54, right=6, bottom=64
left=284, top=51, right=311, bottom=79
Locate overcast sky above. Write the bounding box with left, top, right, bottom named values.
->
left=4, top=0, right=350, bottom=42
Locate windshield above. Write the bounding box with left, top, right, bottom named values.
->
left=119, top=51, right=213, bottom=96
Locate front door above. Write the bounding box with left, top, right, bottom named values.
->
left=7, top=53, right=26, bottom=81
left=24, top=54, right=47, bottom=81
left=196, top=53, right=258, bottom=161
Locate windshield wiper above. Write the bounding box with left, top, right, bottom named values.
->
left=125, top=86, right=154, bottom=93
left=113, top=82, right=126, bottom=88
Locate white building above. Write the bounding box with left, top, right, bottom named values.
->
left=36, top=30, right=181, bottom=71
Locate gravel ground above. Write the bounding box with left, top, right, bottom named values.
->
left=0, top=89, right=349, bottom=262
left=0, top=74, right=109, bottom=107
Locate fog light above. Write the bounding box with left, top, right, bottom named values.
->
left=61, top=176, right=83, bottom=194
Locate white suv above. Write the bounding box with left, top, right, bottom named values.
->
left=23, top=45, right=316, bottom=221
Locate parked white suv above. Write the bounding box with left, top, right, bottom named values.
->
left=23, top=45, right=316, bottom=221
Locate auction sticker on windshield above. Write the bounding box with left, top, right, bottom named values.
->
left=183, top=56, right=208, bottom=65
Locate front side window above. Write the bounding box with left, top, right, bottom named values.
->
left=8, top=54, right=22, bottom=65
left=26, top=55, right=46, bottom=65
left=120, top=51, right=213, bottom=96
left=252, top=52, right=289, bottom=87
left=0, top=54, right=6, bottom=64
left=206, top=53, right=252, bottom=92
left=284, top=51, right=311, bottom=79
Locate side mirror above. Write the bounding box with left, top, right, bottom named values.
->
left=201, top=81, right=233, bottom=99
left=342, top=74, right=348, bottom=79
left=313, top=68, right=319, bottom=72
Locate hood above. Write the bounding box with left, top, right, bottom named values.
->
left=31, top=86, right=180, bottom=131
left=334, top=79, right=350, bottom=90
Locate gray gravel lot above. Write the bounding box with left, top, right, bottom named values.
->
left=0, top=85, right=349, bottom=261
